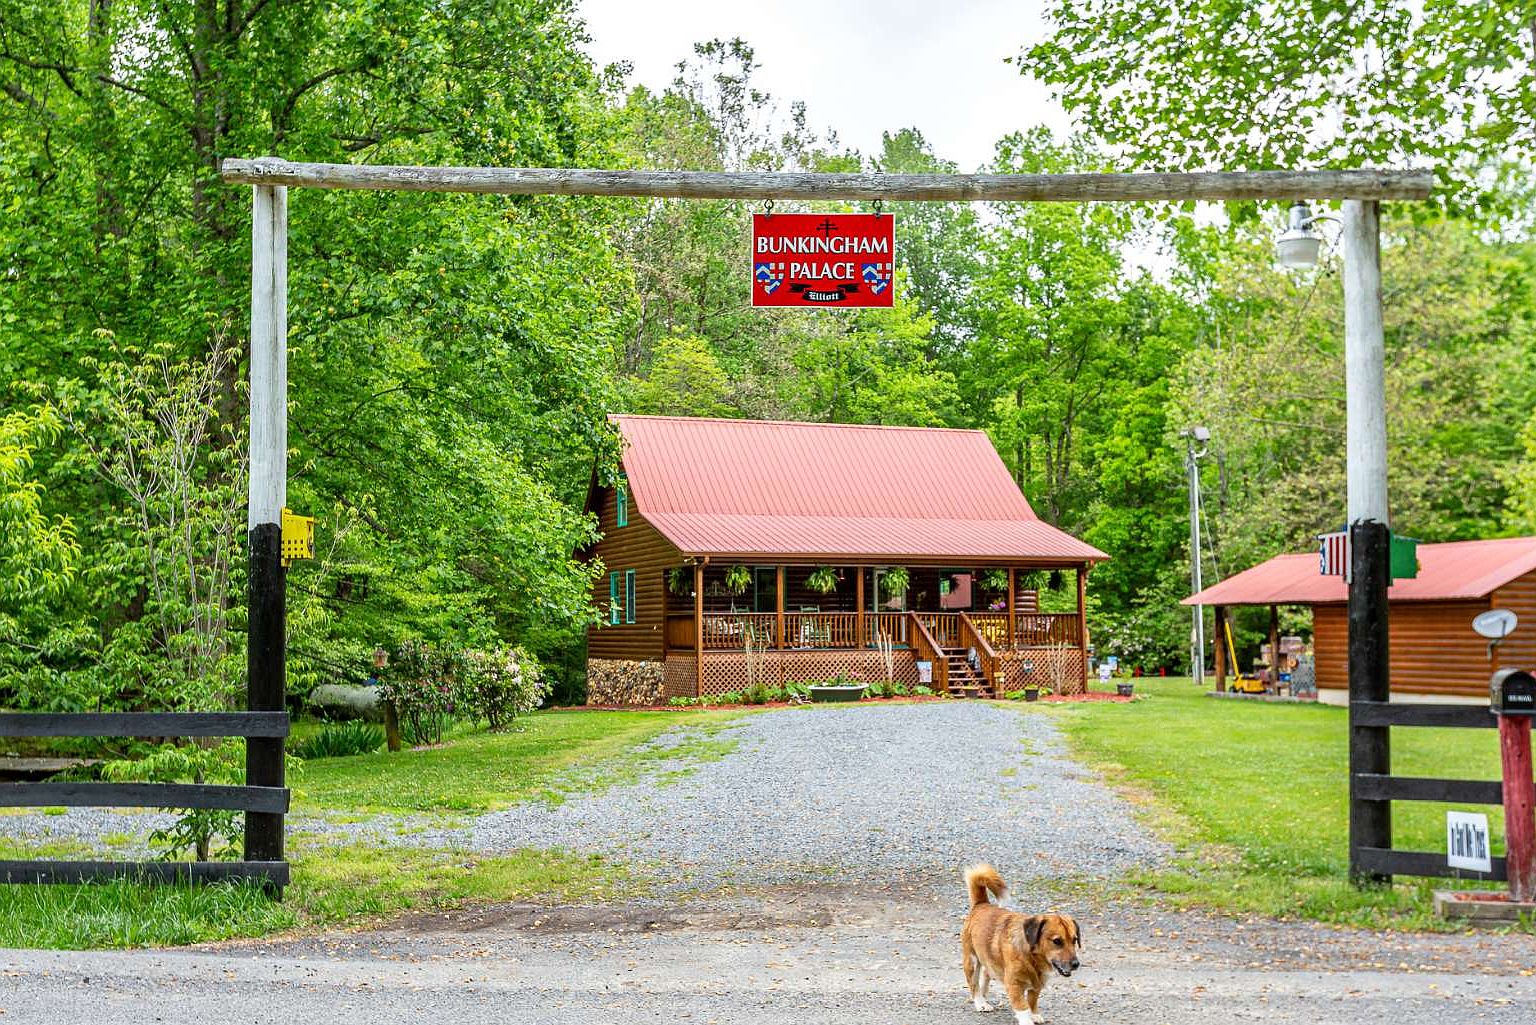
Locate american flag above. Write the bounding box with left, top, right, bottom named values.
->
left=1318, top=530, right=1349, bottom=578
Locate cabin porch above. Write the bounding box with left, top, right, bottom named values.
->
left=660, top=564, right=1090, bottom=699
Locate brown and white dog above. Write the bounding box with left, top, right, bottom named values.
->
left=960, top=864, right=1081, bottom=1024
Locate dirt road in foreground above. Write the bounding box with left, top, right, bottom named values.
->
left=4, top=889, right=1533, bottom=1025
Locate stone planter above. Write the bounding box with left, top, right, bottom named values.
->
left=1116, top=682, right=1134, bottom=698
left=809, top=684, right=867, bottom=703
left=1024, top=688, right=1040, bottom=702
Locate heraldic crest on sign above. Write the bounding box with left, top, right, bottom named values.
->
left=750, top=213, right=895, bottom=308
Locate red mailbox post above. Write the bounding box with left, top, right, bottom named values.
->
left=1490, top=669, right=1536, bottom=901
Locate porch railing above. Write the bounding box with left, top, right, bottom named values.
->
left=913, top=613, right=961, bottom=648
left=669, top=610, right=1082, bottom=652
left=958, top=613, right=999, bottom=691
left=1016, top=613, right=1081, bottom=647
left=908, top=613, right=949, bottom=692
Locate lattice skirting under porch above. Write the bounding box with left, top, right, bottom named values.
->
left=996, top=648, right=1087, bottom=695
left=665, top=649, right=920, bottom=697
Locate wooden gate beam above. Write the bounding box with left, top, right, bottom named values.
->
left=222, top=159, right=1432, bottom=202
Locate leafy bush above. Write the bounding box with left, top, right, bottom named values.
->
left=913, top=686, right=935, bottom=696
left=668, top=696, right=702, bottom=707
left=290, top=721, right=384, bottom=760
left=376, top=640, right=460, bottom=746
left=460, top=645, right=547, bottom=731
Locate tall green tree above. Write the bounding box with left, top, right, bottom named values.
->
left=0, top=1, right=631, bottom=707
left=1020, top=0, right=1536, bottom=214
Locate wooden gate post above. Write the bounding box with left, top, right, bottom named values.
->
left=1344, top=199, right=1392, bottom=887
left=245, top=177, right=288, bottom=876
left=1500, top=714, right=1536, bottom=901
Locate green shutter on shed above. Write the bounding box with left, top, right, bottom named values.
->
left=624, top=569, right=636, bottom=624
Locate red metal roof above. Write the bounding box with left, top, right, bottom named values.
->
left=613, top=415, right=1106, bottom=563
left=1183, top=536, right=1536, bottom=606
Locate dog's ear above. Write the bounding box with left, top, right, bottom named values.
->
left=1067, top=915, right=1082, bottom=950
left=1020, top=916, right=1045, bottom=950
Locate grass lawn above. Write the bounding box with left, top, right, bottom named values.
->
left=296, top=707, right=744, bottom=812
left=1, top=707, right=740, bottom=948
left=1045, top=677, right=1523, bottom=930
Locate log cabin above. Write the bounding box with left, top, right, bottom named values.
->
left=582, top=415, right=1108, bottom=705
left=1184, top=536, right=1536, bottom=702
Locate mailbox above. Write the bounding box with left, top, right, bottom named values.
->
left=1490, top=668, right=1536, bottom=716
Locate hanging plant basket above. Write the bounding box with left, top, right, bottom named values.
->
left=880, top=566, right=910, bottom=597
left=667, top=567, right=691, bottom=595
left=806, top=566, right=839, bottom=594
left=724, top=564, right=752, bottom=595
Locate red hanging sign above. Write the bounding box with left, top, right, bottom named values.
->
left=751, top=213, right=894, bottom=308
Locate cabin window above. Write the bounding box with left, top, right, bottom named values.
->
left=615, top=476, right=629, bottom=527
left=609, top=571, right=622, bottom=625
left=624, top=569, right=636, bottom=624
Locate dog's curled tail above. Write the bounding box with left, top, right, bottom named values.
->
left=964, top=863, right=1007, bottom=907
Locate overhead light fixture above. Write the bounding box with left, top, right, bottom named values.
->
left=1275, top=201, right=1331, bottom=269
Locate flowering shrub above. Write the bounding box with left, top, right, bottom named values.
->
left=378, top=641, right=546, bottom=743
left=460, top=645, right=547, bottom=731
left=376, top=640, right=460, bottom=746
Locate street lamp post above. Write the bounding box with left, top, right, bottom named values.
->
left=1275, top=200, right=1392, bottom=884
left=1182, top=426, right=1211, bottom=688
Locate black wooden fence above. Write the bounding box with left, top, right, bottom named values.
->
left=1349, top=700, right=1506, bottom=882
left=0, top=712, right=290, bottom=890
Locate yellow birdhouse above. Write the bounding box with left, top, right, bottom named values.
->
left=280, top=507, right=315, bottom=566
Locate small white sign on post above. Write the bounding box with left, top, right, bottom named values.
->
left=1446, top=811, right=1492, bottom=873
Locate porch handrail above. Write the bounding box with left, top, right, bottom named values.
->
left=958, top=613, right=998, bottom=693
left=908, top=613, right=949, bottom=693
left=1014, top=612, right=1081, bottom=647
left=700, top=612, right=778, bottom=650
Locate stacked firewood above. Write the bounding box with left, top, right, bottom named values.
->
left=586, top=658, right=665, bottom=706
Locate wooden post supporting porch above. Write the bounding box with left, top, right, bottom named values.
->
left=855, top=568, right=866, bottom=646
left=693, top=563, right=704, bottom=699
left=1006, top=568, right=1016, bottom=649
left=1213, top=605, right=1227, bottom=692
left=1268, top=604, right=1281, bottom=693
left=1076, top=565, right=1089, bottom=692
left=776, top=566, right=786, bottom=651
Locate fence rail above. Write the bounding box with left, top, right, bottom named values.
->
left=0, top=710, right=290, bottom=892
left=1347, top=700, right=1504, bottom=883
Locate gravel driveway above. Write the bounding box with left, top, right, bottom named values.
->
left=443, top=701, right=1167, bottom=891
left=0, top=703, right=1164, bottom=891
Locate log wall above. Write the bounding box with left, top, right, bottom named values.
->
left=585, top=477, right=683, bottom=664
left=1314, top=599, right=1496, bottom=698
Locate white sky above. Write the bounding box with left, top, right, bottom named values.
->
left=576, top=0, right=1072, bottom=172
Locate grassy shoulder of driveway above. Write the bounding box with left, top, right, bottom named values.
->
left=1040, top=678, right=1524, bottom=931
left=296, top=707, right=745, bottom=813
left=1, top=706, right=741, bottom=948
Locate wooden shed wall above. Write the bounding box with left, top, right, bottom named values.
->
left=585, top=479, right=683, bottom=664
left=1493, top=569, right=1536, bottom=675
left=1313, top=599, right=1493, bottom=698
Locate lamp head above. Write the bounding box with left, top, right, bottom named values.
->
left=1275, top=201, right=1323, bottom=269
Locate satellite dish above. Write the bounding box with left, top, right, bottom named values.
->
left=1472, top=608, right=1518, bottom=641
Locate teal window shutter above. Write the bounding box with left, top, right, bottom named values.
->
left=624, top=570, right=636, bottom=624
left=609, top=571, right=620, bottom=625
left=616, top=477, right=629, bottom=527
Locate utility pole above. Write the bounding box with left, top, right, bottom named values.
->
left=1343, top=199, right=1392, bottom=885
left=1183, top=427, right=1211, bottom=688
left=245, top=175, right=287, bottom=869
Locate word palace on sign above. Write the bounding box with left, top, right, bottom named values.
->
left=752, top=212, right=894, bottom=308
